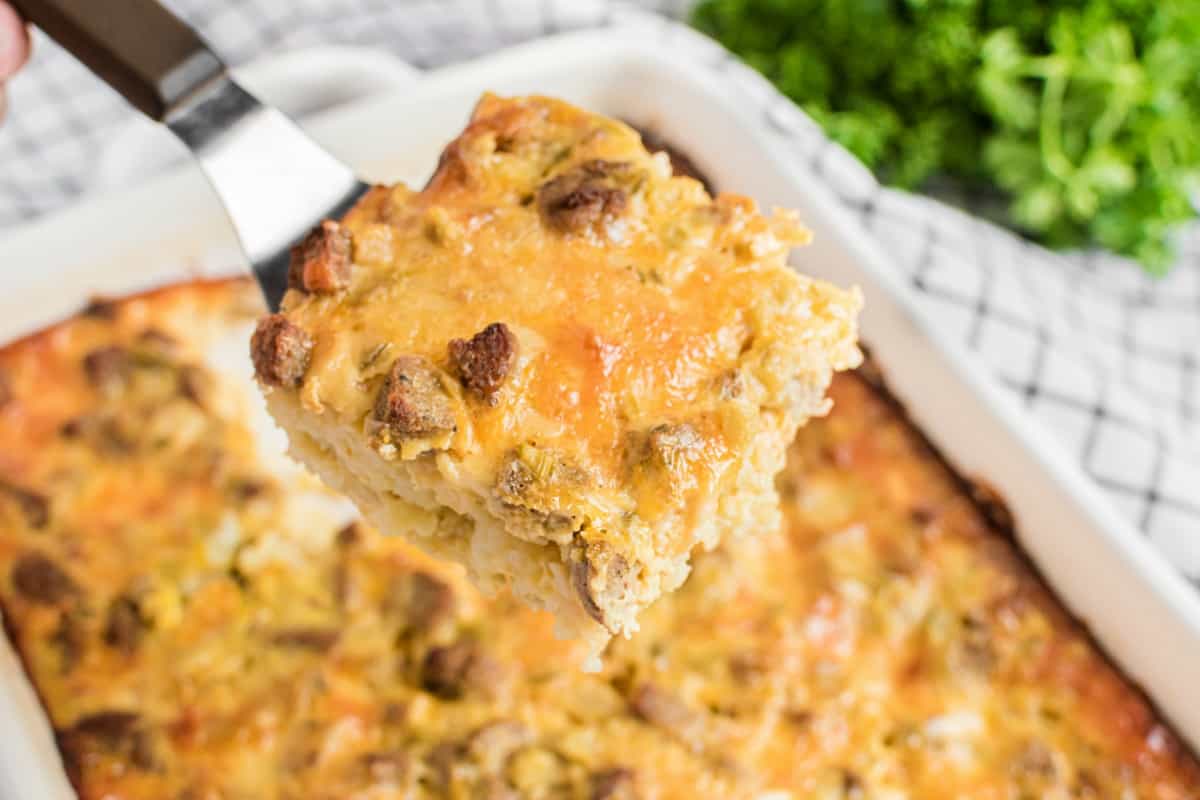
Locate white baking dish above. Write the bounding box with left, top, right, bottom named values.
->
left=2, top=28, right=1198, bottom=799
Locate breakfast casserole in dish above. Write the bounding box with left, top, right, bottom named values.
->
left=251, top=95, right=862, bottom=659
left=0, top=278, right=1197, bottom=799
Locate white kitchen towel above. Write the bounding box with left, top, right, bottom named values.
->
left=0, top=0, right=1197, bottom=584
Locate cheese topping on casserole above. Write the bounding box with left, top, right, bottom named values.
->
left=0, top=280, right=1196, bottom=799
left=252, top=94, right=863, bottom=657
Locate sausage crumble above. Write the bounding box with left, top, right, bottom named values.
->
left=250, top=314, right=313, bottom=388
left=374, top=356, right=456, bottom=439
left=448, top=322, right=518, bottom=404
left=288, top=220, right=353, bottom=293
left=538, top=160, right=635, bottom=234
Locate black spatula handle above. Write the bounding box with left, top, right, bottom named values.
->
left=10, top=0, right=224, bottom=119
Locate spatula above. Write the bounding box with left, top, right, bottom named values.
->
left=11, top=0, right=369, bottom=311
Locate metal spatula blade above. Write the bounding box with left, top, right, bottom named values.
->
left=165, top=74, right=369, bottom=309
left=12, top=0, right=370, bottom=311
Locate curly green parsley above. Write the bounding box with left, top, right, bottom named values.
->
left=692, top=0, right=1200, bottom=273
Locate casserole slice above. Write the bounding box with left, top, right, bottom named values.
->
left=251, top=94, right=862, bottom=658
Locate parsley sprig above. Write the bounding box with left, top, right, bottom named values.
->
left=692, top=0, right=1200, bottom=274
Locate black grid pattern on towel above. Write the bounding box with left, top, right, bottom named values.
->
left=0, top=0, right=1197, bottom=588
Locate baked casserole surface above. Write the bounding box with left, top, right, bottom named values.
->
left=0, top=280, right=1196, bottom=799
left=252, top=94, right=862, bottom=658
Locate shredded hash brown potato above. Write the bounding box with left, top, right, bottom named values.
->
left=0, top=279, right=1195, bottom=799
left=253, top=95, right=862, bottom=658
